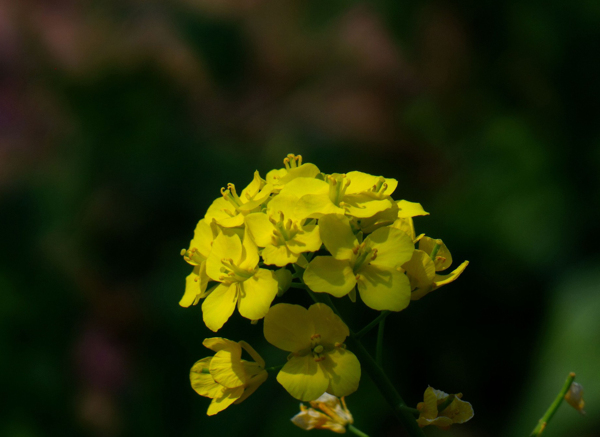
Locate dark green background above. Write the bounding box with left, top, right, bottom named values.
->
left=1, top=0, right=599, bottom=436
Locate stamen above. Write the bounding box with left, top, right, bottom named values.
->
left=310, top=334, right=321, bottom=340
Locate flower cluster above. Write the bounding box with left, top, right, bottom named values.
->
left=181, top=154, right=471, bottom=428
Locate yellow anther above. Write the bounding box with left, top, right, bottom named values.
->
left=180, top=249, right=186, bottom=256
left=310, top=334, right=321, bottom=340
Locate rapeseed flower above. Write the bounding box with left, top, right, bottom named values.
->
left=190, top=337, right=267, bottom=416
left=202, top=230, right=278, bottom=331
left=292, top=393, right=353, bottom=433
left=416, top=387, right=473, bottom=429
left=403, top=236, right=469, bottom=300
left=245, top=192, right=321, bottom=266
left=264, top=303, right=360, bottom=401
left=304, top=214, right=414, bottom=311
left=279, top=171, right=397, bottom=220
left=205, top=171, right=273, bottom=227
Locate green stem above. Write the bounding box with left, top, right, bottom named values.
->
left=376, top=318, right=385, bottom=366
left=348, top=424, right=370, bottom=437
left=346, top=335, right=426, bottom=437
left=356, top=311, right=391, bottom=338
left=529, top=372, right=576, bottom=436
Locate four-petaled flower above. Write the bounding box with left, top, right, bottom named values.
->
left=190, top=338, right=268, bottom=416
left=264, top=303, right=361, bottom=401
left=304, top=214, right=414, bottom=311
left=203, top=230, right=278, bottom=331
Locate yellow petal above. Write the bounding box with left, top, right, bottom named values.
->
left=237, top=269, right=278, bottom=321
left=245, top=213, right=275, bottom=247
left=188, top=219, right=216, bottom=258
left=206, top=233, right=243, bottom=281
left=267, top=192, right=302, bottom=221
left=304, top=257, right=356, bottom=297
left=419, top=236, right=452, bottom=271
left=296, top=193, right=344, bottom=219
left=307, top=303, right=349, bottom=346
left=287, top=222, right=322, bottom=254
left=179, top=263, right=208, bottom=308
left=234, top=370, right=268, bottom=404
left=321, top=348, right=361, bottom=398
left=209, top=347, right=246, bottom=389
left=391, top=217, right=416, bottom=241
left=277, top=355, right=329, bottom=401
left=264, top=303, right=313, bottom=352
left=280, top=177, right=329, bottom=198
left=356, top=265, right=411, bottom=311
left=397, top=200, right=429, bottom=218
left=318, top=214, right=357, bottom=261
left=343, top=195, right=394, bottom=219
left=345, top=171, right=398, bottom=197
left=262, top=244, right=299, bottom=266
left=202, top=283, right=238, bottom=332
left=432, top=260, right=469, bottom=288
left=240, top=170, right=265, bottom=199
left=207, top=386, right=244, bottom=416
left=402, top=250, right=435, bottom=299
left=190, top=357, right=221, bottom=398
left=240, top=229, right=260, bottom=270
left=366, top=226, right=414, bottom=269
left=202, top=337, right=239, bottom=353
left=205, top=197, right=245, bottom=228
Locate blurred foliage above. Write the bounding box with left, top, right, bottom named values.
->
left=1, top=0, right=599, bottom=436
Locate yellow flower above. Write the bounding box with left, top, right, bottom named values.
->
left=416, top=387, right=474, bottom=429
left=266, top=153, right=321, bottom=190
left=205, top=171, right=273, bottom=227
left=179, top=219, right=218, bottom=307
left=202, top=230, right=278, bottom=331
left=264, top=303, right=361, bottom=401
left=402, top=236, right=469, bottom=300
left=279, top=171, right=397, bottom=220
left=304, top=214, right=414, bottom=311
left=292, top=393, right=354, bottom=434
left=565, top=382, right=586, bottom=415
left=190, top=338, right=267, bottom=416
left=245, top=193, right=322, bottom=267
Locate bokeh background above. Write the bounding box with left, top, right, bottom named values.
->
left=2, top=0, right=599, bottom=436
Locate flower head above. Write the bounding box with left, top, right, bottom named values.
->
left=190, top=338, right=267, bottom=416
left=292, top=393, right=354, bottom=434
left=416, top=387, right=474, bottom=429
left=264, top=303, right=361, bottom=401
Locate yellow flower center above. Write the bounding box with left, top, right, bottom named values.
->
left=218, top=258, right=257, bottom=283
left=181, top=247, right=204, bottom=265
left=310, top=334, right=326, bottom=362
left=283, top=153, right=303, bottom=169
left=351, top=243, right=378, bottom=272
left=269, top=211, right=301, bottom=243
left=220, top=183, right=243, bottom=209
left=327, top=174, right=351, bottom=206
